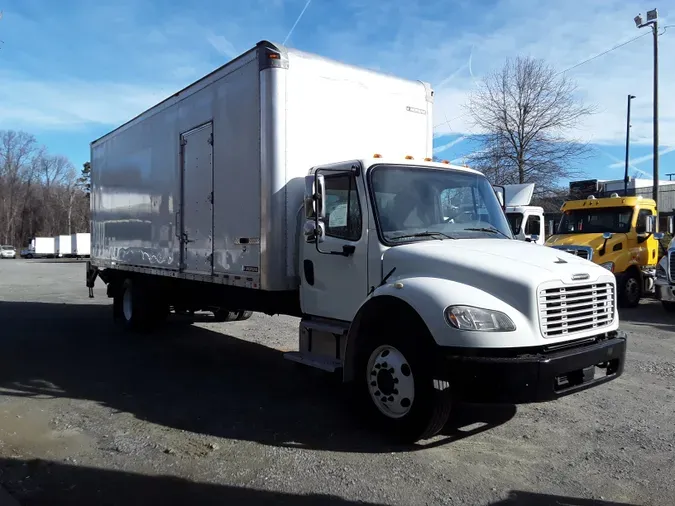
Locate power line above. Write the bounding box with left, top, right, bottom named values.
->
left=556, top=31, right=650, bottom=75
left=434, top=30, right=658, bottom=129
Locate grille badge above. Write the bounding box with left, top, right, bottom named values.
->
left=572, top=273, right=590, bottom=281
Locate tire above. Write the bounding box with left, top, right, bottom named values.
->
left=618, top=271, right=641, bottom=308
left=354, top=327, right=452, bottom=443
left=235, top=310, right=253, bottom=321
left=662, top=301, right=675, bottom=313
left=212, top=309, right=238, bottom=322
left=113, top=278, right=166, bottom=332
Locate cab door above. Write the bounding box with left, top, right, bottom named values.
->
left=300, top=165, right=369, bottom=322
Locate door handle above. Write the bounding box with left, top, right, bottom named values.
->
left=342, top=245, right=355, bottom=256
left=174, top=211, right=181, bottom=238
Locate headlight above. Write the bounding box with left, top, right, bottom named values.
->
left=444, top=305, right=516, bottom=332
left=599, top=261, right=615, bottom=272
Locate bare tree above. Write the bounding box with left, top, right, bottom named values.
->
left=465, top=56, right=595, bottom=193
left=0, top=129, right=90, bottom=248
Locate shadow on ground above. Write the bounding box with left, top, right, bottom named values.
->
left=619, top=300, right=675, bottom=333
left=0, top=458, right=641, bottom=506
left=0, top=301, right=515, bottom=454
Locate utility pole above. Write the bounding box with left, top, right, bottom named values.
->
left=634, top=9, right=659, bottom=221
left=624, top=94, right=636, bottom=196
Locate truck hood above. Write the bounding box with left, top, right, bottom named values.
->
left=546, top=233, right=627, bottom=257
left=381, top=238, right=611, bottom=318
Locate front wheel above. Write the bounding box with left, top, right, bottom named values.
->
left=662, top=301, right=675, bottom=313
left=618, top=271, right=641, bottom=308
left=355, top=333, right=452, bottom=443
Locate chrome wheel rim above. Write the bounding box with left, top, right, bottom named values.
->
left=366, top=345, right=415, bottom=419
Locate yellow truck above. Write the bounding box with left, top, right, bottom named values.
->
left=546, top=193, right=662, bottom=307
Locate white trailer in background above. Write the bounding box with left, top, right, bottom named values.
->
left=55, top=235, right=72, bottom=257
left=71, top=233, right=91, bottom=258
left=501, top=184, right=545, bottom=245
left=23, top=237, right=55, bottom=258
left=85, top=40, right=627, bottom=443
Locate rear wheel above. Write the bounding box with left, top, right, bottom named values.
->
left=618, top=271, right=641, bottom=308
left=113, top=278, right=166, bottom=331
left=354, top=326, right=452, bottom=443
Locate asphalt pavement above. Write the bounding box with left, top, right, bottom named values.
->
left=0, top=259, right=673, bottom=506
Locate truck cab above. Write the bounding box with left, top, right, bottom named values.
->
left=545, top=194, right=661, bottom=307
left=498, top=183, right=545, bottom=245
left=294, top=156, right=626, bottom=440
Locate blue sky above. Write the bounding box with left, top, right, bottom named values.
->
left=1, top=0, right=674, bottom=184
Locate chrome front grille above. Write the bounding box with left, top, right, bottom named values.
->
left=539, top=282, right=615, bottom=338
left=551, top=245, right=593, bottom=261
left=670, top=251, right=675, bottom=282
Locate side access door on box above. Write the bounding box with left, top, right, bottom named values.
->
left=179, top=122, right=214, bottom=275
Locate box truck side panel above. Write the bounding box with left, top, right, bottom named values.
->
left=35, top=237, right=54, bottom=255
left=270, top=48, right=433, bottom=287
left=91, top=50, right=262, bottom=279
left=91, top=105, right=179, bottom=269
left=58, top=235, right=72, bottom=255
left=211, top=55, right=261, bottom=281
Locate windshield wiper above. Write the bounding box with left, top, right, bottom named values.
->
left=462, top=227, right=511, bottom=239
left=390, top=231, right=456, bottom=241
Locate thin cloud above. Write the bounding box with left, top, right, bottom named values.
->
left=607, top=146, right=675, bottom=169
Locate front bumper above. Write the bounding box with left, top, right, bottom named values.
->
left=655, top=281, right=675, bottom=302
left=436, top=331, right=627, bottom=404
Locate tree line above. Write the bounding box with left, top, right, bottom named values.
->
left=0, top=130, right=90, bottom=249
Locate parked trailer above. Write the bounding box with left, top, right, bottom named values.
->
left=71, top=233, right=91, bottom=258
left=86, top=40, right=627, bottom=442
left=55, top=235, right=72, bottom=257
left=23, top=237, right=55, bottom=258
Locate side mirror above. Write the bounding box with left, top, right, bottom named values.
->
left=493, top=186, right=505, bottom=211
left=667, top=216, right=674, bottom=234
left=303, top=220, right=325, bottom=243
left=304, top=173, right=326, bottom=220
left=548, top=220, right=555, bottom=236
left=644, top=215, right=655, bottom=234
left=602, top=232, right=613, bottom=239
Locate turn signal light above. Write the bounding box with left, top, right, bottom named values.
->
left=373, top=153, right=383, bottom=158
left=405, top=155, right=414, bottom=159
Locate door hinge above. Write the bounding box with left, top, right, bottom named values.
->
left=208, top=133, right=213, bottom=145
left=207, top=191, right=213, bottom=204
left=181, top=137, right=188, bottom=146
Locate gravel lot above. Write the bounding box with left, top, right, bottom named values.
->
left=0, top=260, right=673, bottom=506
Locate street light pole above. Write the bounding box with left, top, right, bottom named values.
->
left=624, top=94, right=636, bottom=196
left=634, top=9, right=659, bottom=221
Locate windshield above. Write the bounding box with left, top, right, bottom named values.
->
left=369, top=165, right=513, bottom=244
left=1, top=246, right=14, bottom=250
left=557, top=207, right=633, bottom=234
left=506, top=212, right=523, bottom=235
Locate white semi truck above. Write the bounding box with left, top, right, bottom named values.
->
left=86, top=41, right=627, bottom=442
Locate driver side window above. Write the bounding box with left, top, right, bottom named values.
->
left=323, top=173, right=362, bottom=241
left=525, top=215, right=541, bottom=236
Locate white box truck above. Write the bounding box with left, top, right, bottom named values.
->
left=86, top=41, right=627, bottom=442
left=55, top=234, right=72, bottom=257
left=71, top=233, right=91, bottom=258
left=23, top=237, right=55, bottom=258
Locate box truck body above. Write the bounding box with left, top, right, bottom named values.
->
left=71, top=233, right=91, bottom=257
left=34, top=237, right=55, bottom=256
left=86, top=41, right=627, bottom=443
left=55, top=235, right=72, bottom=257
left=90, top=41, right=433, bottom=291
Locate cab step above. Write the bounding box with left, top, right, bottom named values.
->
left=283, top=352, right=342, bottom=372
